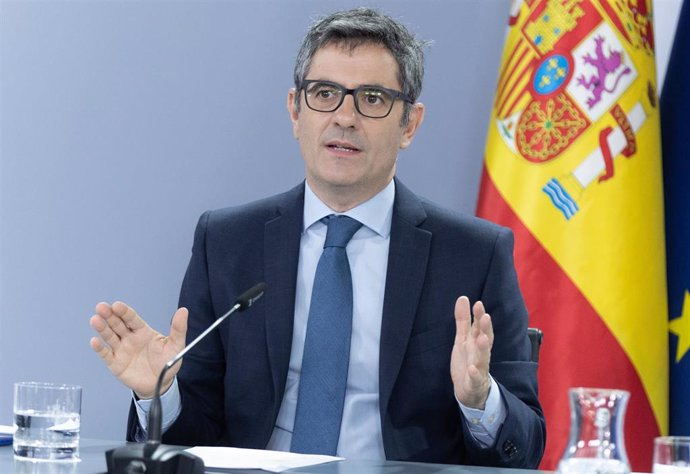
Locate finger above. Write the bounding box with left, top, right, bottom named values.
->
left=89, top=313, right=106, bottom=332
left=472, top=300, right=486, bottom=319
left=168, top=307, right=189, bottom=349
left=89, top=336, right=114, bottom=366
left=454, top=296, right=471, bottom=342
left=110, top=301, right=147, bottom=333
left=473, top=314, right=493, bottom=370
left=95, top=302, right=134, bottom=338
left=470, top=311, right=493, bottom=352
left=94, top=302, right=114, bottom=319
left=470, top=300, right=486, bottom=338
left=89, top=314, right=122, bottom=350
left=479, top=313, right=494, bottom=347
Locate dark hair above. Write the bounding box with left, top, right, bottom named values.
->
left=293, top=7, right=428, bottom=125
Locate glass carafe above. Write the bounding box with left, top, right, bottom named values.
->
left=557, top=387, right=631, bottom=474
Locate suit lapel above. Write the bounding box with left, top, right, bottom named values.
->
left=264, top=183, right=304, bottom=417
left=379, top=179, right=432, bottom=416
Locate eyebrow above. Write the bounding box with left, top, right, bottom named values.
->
left=307, top=79, right=392, bottom=89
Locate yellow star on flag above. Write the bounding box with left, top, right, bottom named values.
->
left=669, top=290, right=690, bottom=363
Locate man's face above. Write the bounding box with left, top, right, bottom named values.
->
left=287, top=42, right=424, bottom=211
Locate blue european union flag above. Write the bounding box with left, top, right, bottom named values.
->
left=662, top=0, right=690, bottom=436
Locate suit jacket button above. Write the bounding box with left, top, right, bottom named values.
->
left=502, top=439, right=518, bottom=458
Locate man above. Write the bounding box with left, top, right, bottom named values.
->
left=90, top=7, right=545, bottom=468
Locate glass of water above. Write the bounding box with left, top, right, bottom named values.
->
left=13, top=382, right=82, bottom=462
left=654, top=436, right=690, bottom=473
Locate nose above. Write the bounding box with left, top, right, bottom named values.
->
left=333, top=93, right=358, bottom=128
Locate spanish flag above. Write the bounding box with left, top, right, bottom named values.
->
left=476, top=1, right=667, bottom=471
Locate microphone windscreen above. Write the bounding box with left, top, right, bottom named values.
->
left=235, top=282, right=267, bottom=310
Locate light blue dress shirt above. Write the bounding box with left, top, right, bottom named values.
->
left=135, top=179, right=506, bottom=455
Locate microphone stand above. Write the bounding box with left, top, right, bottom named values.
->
left=105, top=282, right=267, bottom=474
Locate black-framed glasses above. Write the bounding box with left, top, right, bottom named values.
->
left=301, top=80, right=414, bottom=119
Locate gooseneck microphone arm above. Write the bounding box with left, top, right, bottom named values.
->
left=106, top=282, right=267, bottom=474
left=147, top=282, right=266, bottom=445
left=147, top=309, right=237, bottom=444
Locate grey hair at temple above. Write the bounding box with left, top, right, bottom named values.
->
left=293, top=7, right=429, bottom=125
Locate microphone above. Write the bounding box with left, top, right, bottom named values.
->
left=105, top=282, right=267, bottom=474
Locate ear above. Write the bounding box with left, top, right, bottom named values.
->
left=287, top=88, right=300, bottom=139
left=399, top=102, right=425, bottom=150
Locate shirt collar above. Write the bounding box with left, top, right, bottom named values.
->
left=303, top=180, right=395, bottom=238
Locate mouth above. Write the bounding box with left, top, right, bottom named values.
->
left=326, top=141, right=362, bottom=154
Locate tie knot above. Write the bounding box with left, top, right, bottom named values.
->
left=324, top=215, right=362, bottom=248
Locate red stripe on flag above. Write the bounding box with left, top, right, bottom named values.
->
left=496, top=41, right=528, bottom=95
left=599, top=0, right=632, bottom=44
left=476, top=166, right=660, bottom=472
left=501, top=82, right=530, bottom=118
left=495, top=45, right=531, bottom=113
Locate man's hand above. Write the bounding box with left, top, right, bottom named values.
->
left=450, top=296, right=494, bottom=409
left=89, top=302, right=188, bottom=399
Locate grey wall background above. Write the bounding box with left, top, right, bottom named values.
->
left=0, top=0, right=682, bottom=441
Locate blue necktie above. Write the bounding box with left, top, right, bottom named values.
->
left=291, top=215, right=362, bottom=455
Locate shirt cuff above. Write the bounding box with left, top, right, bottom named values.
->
left=133, top=377, right=182, bottom=439
left=457, top=376, right=506, bottom=447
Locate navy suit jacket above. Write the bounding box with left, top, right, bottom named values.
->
left=127, top=179, right=545, bottom=468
